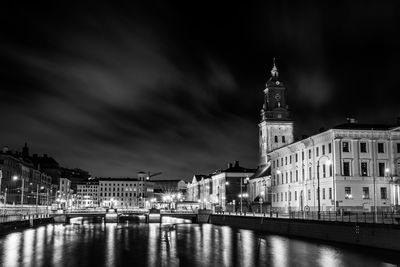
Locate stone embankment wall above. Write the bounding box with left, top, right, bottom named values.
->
left=209, top=215, right=400, bottom=251
left=0, top=217, right=54, bottom=233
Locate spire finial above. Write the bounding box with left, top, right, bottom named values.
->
left=271, top=57, right=278, bottom=77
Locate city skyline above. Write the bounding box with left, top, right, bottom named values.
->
left=1, top=2, right=400, bottom=179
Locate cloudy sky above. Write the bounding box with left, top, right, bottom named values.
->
left=1, top=2, right=399, bottom=180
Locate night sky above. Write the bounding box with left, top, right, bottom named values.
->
left=1, top=2, right=399, bottom=180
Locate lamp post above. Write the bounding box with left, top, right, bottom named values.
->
left=316, top=157, right=332, bottom=219
left=13, top=175, right=24, bottom=212
left=240, top=176, right=249, bottom=214
left=385, top=168, right=393, bottom=212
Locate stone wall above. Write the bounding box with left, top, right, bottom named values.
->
left=209, top=214, right=400, bottom=251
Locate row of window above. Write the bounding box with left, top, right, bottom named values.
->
left=99, top=183, right=144, bottom=187
left=342, top=161, right=388, bottom=177
left=273, top=143, right=332, bottom=168
left=272, top=187, right=388, bottom=202
left=100, top=192, right=142, bottom=197
left=274, top=135, right=286, bottom=143
left=273, top=165, right=333, bottom=186
left=342, top=141, right=400, bottom=154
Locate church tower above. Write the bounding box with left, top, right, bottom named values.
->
left=259, top=59, right=294, bottom=165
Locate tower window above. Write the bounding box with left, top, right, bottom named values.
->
left=360, top=142, right=367, bottom=153
left=274, top=136, right=278, bottom=143
left=378, top=143, right=384, bottom=153
left=342, top=142, right=350, bottom=152
left=282, top=136, right=286, bottom=143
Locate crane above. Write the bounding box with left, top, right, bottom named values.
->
left=146, top=172, right=162, bottom=181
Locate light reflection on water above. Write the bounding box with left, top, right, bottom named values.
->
left=0, top=217, right=399, bottom=267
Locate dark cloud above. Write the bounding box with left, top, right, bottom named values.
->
left=1, top=2, right=399, bottom=179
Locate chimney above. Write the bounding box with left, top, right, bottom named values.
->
left=2, top=146, right=9, bottom=153
left=228, top=162, right=233, bottom=168
left=234, top=160, right=239, bottom=167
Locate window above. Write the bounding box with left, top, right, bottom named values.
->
left=309, top=167, right=312, bottom=180
left=322, top=164, right=326, bottom=178
left=381, top=187, right=387, bottom=199
left=296, top=170, right=298, bottom=182
left=285, top=157, right=287, bottom=165
left=360, top=142, right=367, bottom=153
left=378, top=143, right=384, bottom=153
left=378, top=163, right=385, bottom=177
left=328, top=143, right=332, bottom=154
left=345, top=187, right=352, bottom=199
left=274, top=136, right=278, bottom=143
left=281, top=158, right=283, bottom=166
left=397, top=143, right=400, bottom=153
left=302, top=168, right=305, bottom=181
left=281, top=192, right=283, bottom=201
left=308, top=189, right=311, bottom=200
left=285, top=192, right=287, bottom=201
left=285, top=172, right=288, bottom=183
left=295, top=154, right=298, bottom=162
left=273, top=195, right=275, bottom=202
left=329, top=165, right=333, bottom=177
left=361, top=162, right=368, bottom=176
left=322, top=145, right=325, bottom=155
left=329, top=188, right=332, bottom=199
left=316, top=147, right=319, bottom=157
left=343, top=162, right=350, bottom=176
left=342, top=142, right=350, bottom=152
left=362, top=187, right=369, bottom=199
left=322, top=188, right=326, bottom=199
left=309, top=149, right=312, bottom=159
left=289, top=192, right=291, bottom=201
left=289, top=155, right=292, bottom=164
left=290, top=171, right=292, bottom=183
left=302, top=151, right=304, bottom=161
left=282, top=136, right=286, bottom=143
left=295, top=191, right=297, bottom=201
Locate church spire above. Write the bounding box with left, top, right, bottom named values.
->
left=270, top=57, right=278, bottom=77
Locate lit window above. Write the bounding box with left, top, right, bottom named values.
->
left=345, top=187, right=352, bottom=199
left=342, top=142, right=350, bottom=152
left=360, top=142, right=367, bottom=153
left=381, top=187, right=387, bottom=199
left=362, top=187, right=369, bottom=199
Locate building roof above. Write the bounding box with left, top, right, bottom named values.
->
left=97, top=177, right=139, bottom=182
left=251, top=164, right=271, bottom=179
left=220, top=161, right=256, bottom=173
left=333, top=123, right=395, bottom=131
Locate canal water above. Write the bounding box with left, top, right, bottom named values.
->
left=0, top=217, right=399, bottom=267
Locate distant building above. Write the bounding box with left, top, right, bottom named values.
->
left=0, top=145, right=53, bottom=205
left=98, top=174, right=154, bottom=208
left=187, top=161, right=255, bottom=211
left=61, top=167, right=91, bottom=193
left=76, top=179, right=99, bottom=207
left=57, top=178, right=72, bottom=209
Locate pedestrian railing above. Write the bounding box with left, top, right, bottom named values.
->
left=0, top=213, right=51, bottom=224
left=213, top=210, right=400, bottom=225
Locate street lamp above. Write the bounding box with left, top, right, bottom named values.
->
left=316, top=157, right=332, bottom=219
left=13, top=175, right=24, bottom=212
left=385, top=168, right=393, bottom=212
left=240, top=176, right=249, bottom=214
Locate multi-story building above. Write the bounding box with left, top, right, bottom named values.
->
left=58, top=177, right=72, bottom=208
left=98, top=174, right=154, bottom=208
left=76, top=179, right=99, bottom=207
left=269, top=122, right=400, bottom=213
left=1, top=145, right=53, bottom=205
left=187, top=161, right=255, bottom=211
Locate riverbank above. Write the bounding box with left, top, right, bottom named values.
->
left=209, top=214, right=400, bottom=252
left=0, top=217, right=54, bottom=234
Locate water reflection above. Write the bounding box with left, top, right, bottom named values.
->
left=0, top=218, right=400, bottom=267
